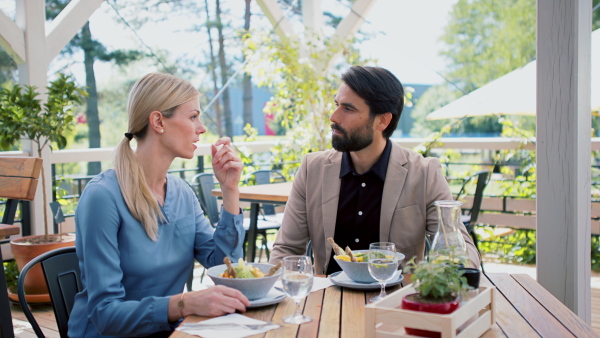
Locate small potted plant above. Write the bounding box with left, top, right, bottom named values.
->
left=0, top=74, right=86, bottom=302
left=401, top=256, right=471, bottom=338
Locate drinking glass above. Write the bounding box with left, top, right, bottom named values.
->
left=282, top=255, right=313, bottom=324
left=367, top=242, right=398, bottom=302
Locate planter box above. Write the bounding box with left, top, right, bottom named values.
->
left=365, top=284, right=495, bottom=337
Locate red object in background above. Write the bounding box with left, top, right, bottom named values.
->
left=264, top=112, right=275, bottom=136
left=401, top=293, right=459, bottom=338
left=77, top=114, right=87, bottom=124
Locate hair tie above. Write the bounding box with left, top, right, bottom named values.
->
left=124, top=132, right=134, bottom=140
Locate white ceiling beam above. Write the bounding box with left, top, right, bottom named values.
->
left=303, top=0, right=323, bottom=37
left=46, top=0, right=105, bottom=61
left=322, top=0, right=377, bottom=72
left=0, top=9, right=25, bottom=64
left=256, top=0, right=295, bottom=43
left=332, top=0, right=376, bottom=45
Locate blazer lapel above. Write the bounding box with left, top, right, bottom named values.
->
left=322, top=152, right=341, bottom=264
left=380, top=143, right=408, bottom=242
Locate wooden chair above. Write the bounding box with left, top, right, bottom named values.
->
left=0, top=156, right=42, bottom=338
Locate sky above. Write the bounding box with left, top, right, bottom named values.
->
left=81, top=0, right=457, bottom=87
left=0, top=0, right=458, bottom=86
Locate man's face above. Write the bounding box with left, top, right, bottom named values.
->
left=331, top=82, right=375, bottom=152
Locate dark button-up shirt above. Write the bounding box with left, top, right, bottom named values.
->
left=326, top=139, right=392, bottom=275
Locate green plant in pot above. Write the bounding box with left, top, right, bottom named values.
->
left=0, top=74, right=86, bottom=302
left=402, top=256, right=471, bottom=338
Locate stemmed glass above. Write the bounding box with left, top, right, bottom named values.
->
left=281, top=255, right=313, bottom=324
left=367, top=242, right=398, bottom=302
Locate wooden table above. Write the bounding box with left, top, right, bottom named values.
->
left=212, top=182, right=293, bottom=262
left=171, top=273, right=596, bottom=337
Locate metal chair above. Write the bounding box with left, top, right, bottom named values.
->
left=455, top=171, right=491, bottom=271
left=190, top=173, right=278, bottom=262
left=17, top=246, right=81, bottom=338
left=246, top=170, right=286, bottom=218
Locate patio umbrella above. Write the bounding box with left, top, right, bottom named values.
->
left=426, top=29, right=600, bottom=120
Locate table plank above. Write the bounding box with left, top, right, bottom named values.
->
left=319, top=286, right=342, bottom=337
left=298, top=289, right=325, bottom=337
left=341, top=288, right=366, bottom=338
left=479, top=275, right=533, bottom=337
left=212, top=182, right=292, bottom=203
left=487, top=273, right=574, bottom=337
left=511, top=274, right=598, bottom=338
left=265, top=297, right=301, bottom=337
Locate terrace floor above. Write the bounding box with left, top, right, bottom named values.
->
left=8, top=259, right=600, bottom=337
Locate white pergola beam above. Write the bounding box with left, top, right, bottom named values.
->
left=256, top=0, right=295, bottom=43
left=332, top=0, right=376, bottom=45
left=303, top=0, right=323, bottom=36
left=537, top=0, right=592, bottom=322
left=323, top=0, right=376, bottom=72
left=0, top=9, right=25, bottom=64
left=46, top=0, right=104, bottom=61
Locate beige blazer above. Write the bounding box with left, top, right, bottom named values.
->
left=270, top=142, right=480, bottom=275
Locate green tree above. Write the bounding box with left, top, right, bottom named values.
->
left=243, top=30, right=364, bottom=177
left=46, top=0, right=144, bottom=176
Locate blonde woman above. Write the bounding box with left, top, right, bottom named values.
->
left=68, top=73, right=249, bottom=337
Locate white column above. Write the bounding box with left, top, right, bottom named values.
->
left=537, top=0, right=592, bottom=322
left=17, top=0, right=50, bottom=236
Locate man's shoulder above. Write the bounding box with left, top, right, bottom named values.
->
left=303, top=149, right=340, bottom=164
left=390, top=142, right=441, bottom=167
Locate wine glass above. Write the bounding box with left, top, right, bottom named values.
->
left=282, top=255, right=313, bottom=324
left=367, top=242, right=398, bottom=302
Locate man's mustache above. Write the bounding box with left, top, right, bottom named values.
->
left=331, top=124, right=346, bottom=136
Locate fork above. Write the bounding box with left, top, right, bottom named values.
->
left=181, top=321, right=275, bottom=330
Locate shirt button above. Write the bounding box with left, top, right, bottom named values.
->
left=361, top=183, right=366, bottom=187
left=358, top=211, right=363, bottom=216
left=355, top=238, right=360, bottom=243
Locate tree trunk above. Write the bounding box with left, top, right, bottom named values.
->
left=242, top=0, right=253, bottom=128
left=82, top=22, right=102, bottom=175
left=215, top=0, right=234, bottom=138
left=204, top=0, right=223, bottom=137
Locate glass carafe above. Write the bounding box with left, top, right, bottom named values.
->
left=430, top=200, right=467, bottom=264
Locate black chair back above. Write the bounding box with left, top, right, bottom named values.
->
left=248, top=170, right=286, bottom=216
left=17, top=246, right=81, bottom=338
left=191, top=173, right=219, bottom=226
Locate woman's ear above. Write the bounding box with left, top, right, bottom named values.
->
left=149, top=111, right=165, bottom=134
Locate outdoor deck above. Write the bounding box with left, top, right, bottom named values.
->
left=7, top=262, right=600, bottom=337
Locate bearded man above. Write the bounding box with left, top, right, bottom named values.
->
left=269, top=66, right=480, bottom=275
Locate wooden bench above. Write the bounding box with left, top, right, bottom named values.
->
left=0, top=156, right=42, bottom=338
left=461, top=195, right=600, bottom=235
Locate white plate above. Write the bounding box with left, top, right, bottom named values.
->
left=248, top=290, right=286, bottom=308
left=328, top=271, right=404, bottom=290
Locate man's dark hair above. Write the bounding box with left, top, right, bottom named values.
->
left=341, top=66, right=404, bottom=138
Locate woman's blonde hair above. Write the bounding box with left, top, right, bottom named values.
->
left=115, top=73, right=200, bottom=240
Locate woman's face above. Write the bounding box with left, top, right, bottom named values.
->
left=162, top=98, right=207, bottom=159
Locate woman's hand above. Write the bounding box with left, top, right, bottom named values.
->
left=211, top=137, right=243, bottom=191
left=170, top=285, right=250, bottom=321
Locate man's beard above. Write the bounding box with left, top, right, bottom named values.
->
left=331, top=119, right=374, bottom=152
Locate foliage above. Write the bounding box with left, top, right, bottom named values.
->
left=3, top=260, right=18, bottom=293
left=440, top=0, right=536, bottom=93
left=0, top=74, right=86, bottom=239
left=405, top=256, right=470, bottom=302
left=478, top=229, right=536, bottom=264
left=242, top=30, right=365, bottom=179
left=592, top=235, right=600, bottom=272
left=0, top=74, right=87, bottom=152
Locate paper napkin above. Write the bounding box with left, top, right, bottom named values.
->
left=176, top=313, right=279, bottom=338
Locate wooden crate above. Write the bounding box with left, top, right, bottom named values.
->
left=365, top=284, right=495, bottom=337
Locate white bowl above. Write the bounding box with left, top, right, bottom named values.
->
left=206, top=262, right=281, bottom=300
left=334, top=250, right=405, bottom=283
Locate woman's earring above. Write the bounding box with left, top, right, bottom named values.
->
left=159, top=129, right=164, bottom=134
